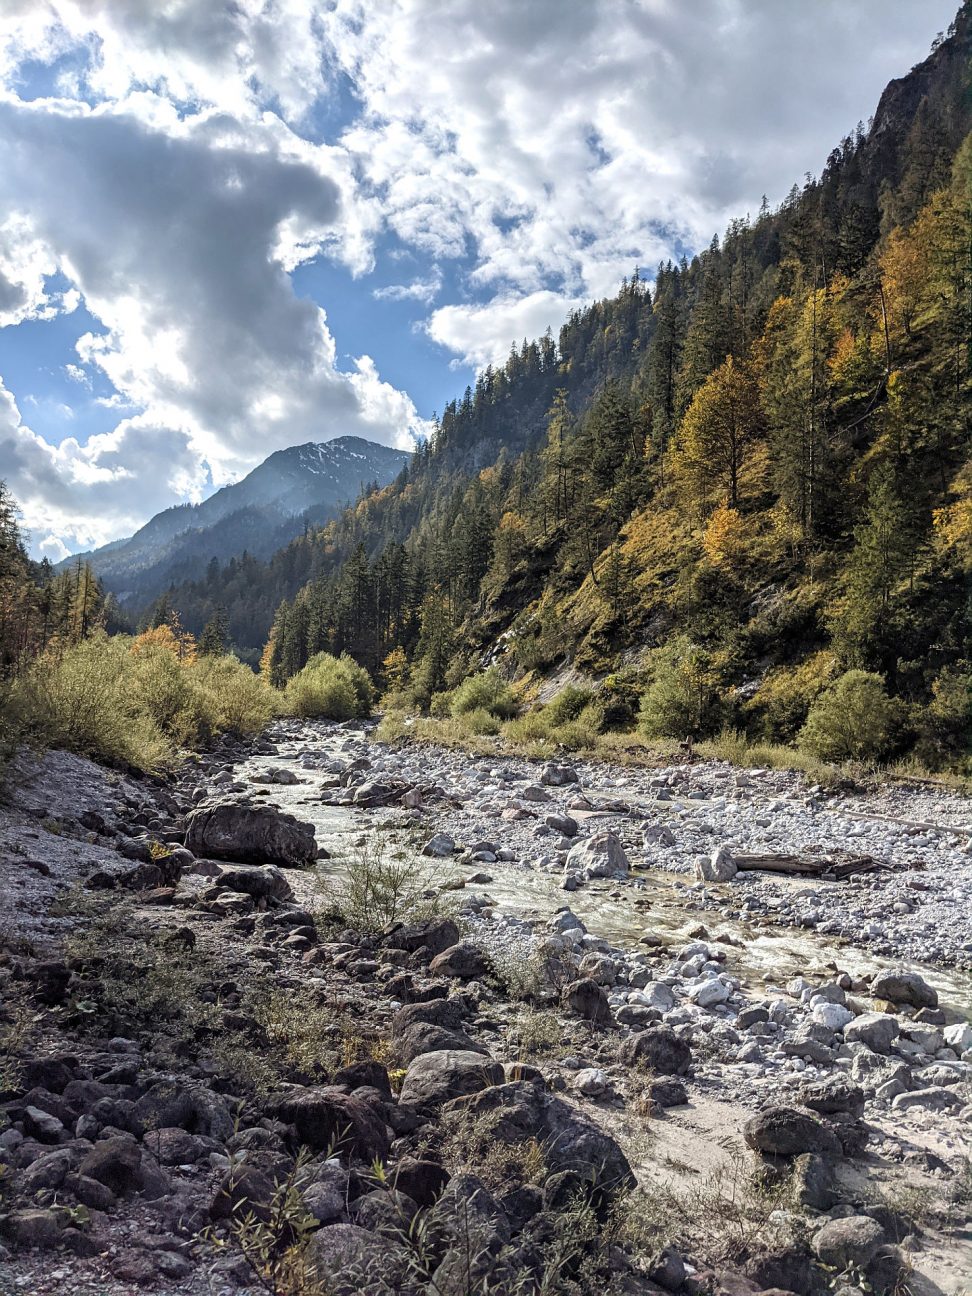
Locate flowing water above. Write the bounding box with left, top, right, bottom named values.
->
left=236, top=735, right=972, bottom=1019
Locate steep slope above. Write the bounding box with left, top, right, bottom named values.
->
left=63, top=436, right=410, bottom=608
left=165, top=6, right=971, bottom=766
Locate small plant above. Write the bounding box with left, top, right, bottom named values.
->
left=450, top=669, right=518, bottom=720
left=323, top=829, right=451, bottom=933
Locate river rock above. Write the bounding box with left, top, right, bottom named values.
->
left=563, top=977, right=612, bottom=1024
left=621, top=1026, right=691, bottom=1075
left=870, top=969, right=938, bottom=1009
left=429, top=941, right=490, bottom=979
left=565, top=831, right=630, bottom=879
left=843, top=1012, right=899, bottom=1053
left=812, top=1215, right=885, bottom=1269
left=383, top=917, right=461, bottom=958
left=541, top=763, right=579, bottom=786
left=422, top=832, right=455, bottom=857
left=398, top=1050, right=504, bottom=1109
left=696, top=846, right=737, bottom=883
left=743, top=1106, right=840, bottom=1158
left=212, top=863, right=294, bottom=902
left=185, top=803, right=316, bottom=867
left=272, top=1087, right=390, bottom=1161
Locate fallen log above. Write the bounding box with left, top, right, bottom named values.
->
left=732, top=852, right=892, bottom=880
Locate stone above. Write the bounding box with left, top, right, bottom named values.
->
left=812, top=1215, right=885, bottom=1269
left=811, top=1002, right=855, bottom=1031
left=22, top=1105, right=65, bottom=1142
left=943, top=1022, right=972, bottom=1053
left=563, top=978, right=612, bottom=1024
left=2, top=1209, right=64, bottom=1249
left=621, top=1026, right=691, bottom=1076
left=689, top=977, right=730, bottom=1009
left=209, top=1163, right=276, bottom=1223
left=799, top=1075, right=865, bottom=1117
left=305, top=1224, right=414, bottom=1296
left=429, top=940, right=490, bottom=980
left=573, top=1068, right=607, bottom=1097
left=390, top=1158, right=450, bottom=1208
left=422, top=832, right=455, bottom=857
left=212, top=863, right=294, bottom=903
left=383, top=917, right=461, bottom=958
left=645, top=1078, right=688, bottom=1109
left=273, top=1087, right=390, bottom=1162
left=391, top=999, right=469, bottom=1036
left=349, top=1188, right=418, bottom=1236
left=77, top=1134, right=144, bottom=1195
left=743, top=1106, right=840, bottom=1158
left=790, top=1153, right=836, bottom=1210
left=843, top=1012, right=899, bottom=1053
left=541, top=763, right=579, bottom=786
left=643, top=825, right=676, bottom=847
left=565, top=831, right=630, bottom=879
left=870, top=969, right=938, bottom=1010
left=696, top=846, right=738, bottom=883
left=185, top=802, right=317, bottom=867
left=545, top=812, right=578, bottom=837
left=891, top=1086, right=964, bottom=1112
left=395, top=1022, right=489, bottom=1065
left=398, top=1050, right=504, bottom=1110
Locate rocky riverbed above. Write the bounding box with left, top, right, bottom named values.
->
left=0, top=720, right=971, bottom=1295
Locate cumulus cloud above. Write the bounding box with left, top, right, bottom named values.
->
left=0, top=0, right=956, bottom=550
left=0, top=94, right=428, bottom=548
left=426, top=291, right=584, bottom=371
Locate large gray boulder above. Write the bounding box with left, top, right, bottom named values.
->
left=743, top=1105, right=840, bottom=1158
left=812, top=1215, right=885, bottom=1269
left=305, top=1223, right=416, bottom=1296
left=271, top=1087, right=390, bottom=1162
left=621, top=1026, right=691, bottom=1076
left=185, top=803, right=316, bottom=867
left=211, top=863, right=294, bottom=903
left=870, top=969, right=938, bottom=1009
left=565, top=831, right=630, bottom=879
left=844, top=1012, right=899, bottom=1054
left=696, top=846, right=737, bottom=883
left=398, top=1050, right=504, bottom=1110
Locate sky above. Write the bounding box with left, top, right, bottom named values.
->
left=0, top=0, right=959, bottom=560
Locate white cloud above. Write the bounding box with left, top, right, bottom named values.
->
left=373, top=270, right=442, bottom=305
left=0, top=0, right=957, bottom=552
left=0, top=94, right=428, bottom=548
left=426, top=291, right=583, bottom=371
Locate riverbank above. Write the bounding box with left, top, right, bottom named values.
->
left=0, top=721, right=970, bottom=1295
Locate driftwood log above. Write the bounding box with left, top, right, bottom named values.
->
left=732, top=853, right=896, bottom=881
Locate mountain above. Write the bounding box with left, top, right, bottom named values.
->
left=61, top=436, right=411, bottom=609
left=58, top=6, right=972, bottom=768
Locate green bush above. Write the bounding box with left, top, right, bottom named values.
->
left=638, top=636, right=722, bottom=739
left=188, top=654, right=277, bottom=737
left=798, top=669, right=898, bottom=763
left=283, top=652, right=374, bottom=720
left=6, top=632, right=277, bottom=773
left=450, top=668, right=517, bottom=719
left=912, top=666, right=972, bottom=770
left=543, top=685, right=595, bottom=727
left=8, top=634, right=170, bottom=770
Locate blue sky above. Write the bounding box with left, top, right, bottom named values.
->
left=0, top=0, right=959, bottom=558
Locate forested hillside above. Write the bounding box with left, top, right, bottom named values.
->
left=5, top=6, right=971, bottom=772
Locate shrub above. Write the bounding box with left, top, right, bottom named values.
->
left=913, top=666, right=972, bottom=770
left=450, top=668, right=518, bottom=720
left=188, top=653, right=277, bottom=736
left=429, top=689, right=453, bottom=718
left=638, top=636, right=722, bottom=739
left=8, top=634, right=171, bottom=771
left=798, top=669, right=898, bottom=763
left=6, top=631, right=276, bottom=773
left=543, top=685, right=595, bottom=727
left=323, top=831, right=449, bottom=932
left=283, top=652, right=373, bottom=720
left=461, top=706, right=503, bottom=736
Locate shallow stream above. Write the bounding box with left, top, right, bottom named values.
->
left=235, top=733, right=972, bottom=1018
